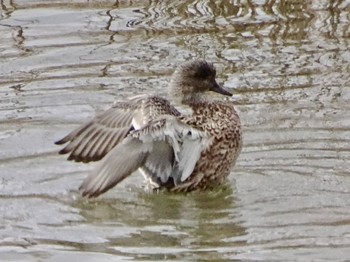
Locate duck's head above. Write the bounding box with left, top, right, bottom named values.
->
left=169, top=60, right=232, bottom=103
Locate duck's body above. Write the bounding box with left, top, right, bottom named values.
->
left=171, top=99, right=241, bottom=192
left=56, top=60, right=242, bottom=197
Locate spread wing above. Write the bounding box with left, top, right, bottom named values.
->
left=79, top=115, right=213, bottom=198
left=55, top=95, right=180, bottom=163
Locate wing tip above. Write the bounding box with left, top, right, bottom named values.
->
left=79, top=187, right=99, bottom=198
left=55, top=137, right=69, bottom=145
left=58, top=147, right=70, bottom=155
left=79, top=181, right=110, bottom=198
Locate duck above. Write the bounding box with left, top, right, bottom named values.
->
left=55, top=60, right=242, bottom=198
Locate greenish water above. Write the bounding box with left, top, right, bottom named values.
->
left=1, top=0, right=350, bottom=261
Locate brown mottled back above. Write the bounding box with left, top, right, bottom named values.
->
left=171, top=100, right=242, bottom=192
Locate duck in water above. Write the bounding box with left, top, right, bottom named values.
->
left=56, top=60, right=242, bottom=198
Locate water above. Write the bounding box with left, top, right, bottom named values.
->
left=1, top=0, right=350, bottom=261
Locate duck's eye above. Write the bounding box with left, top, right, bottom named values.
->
left=194, top=70, right=208, bottom=79
left=194, top=67, right=215, bottom=79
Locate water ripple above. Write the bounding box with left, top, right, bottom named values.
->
left=1, top=0, right=350, bottom=261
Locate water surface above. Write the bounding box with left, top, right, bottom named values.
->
left=1, top=0, right=350, bottom=261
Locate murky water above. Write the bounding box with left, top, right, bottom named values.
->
left=1, top=0, right=350, bottom=261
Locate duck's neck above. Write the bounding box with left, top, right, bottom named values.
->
left=169, top=79, right=206, bottom=103
left=168, top=83, right=198, bottom=115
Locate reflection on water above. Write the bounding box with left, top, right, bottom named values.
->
left=0, top=0, right=350, bottom=261
left=72, top=186, right=244, bottom=260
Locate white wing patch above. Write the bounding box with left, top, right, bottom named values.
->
left=178, top=139, right=203, bottom=182
left=79, top=114, right=213, bottom=197
left=135, top=116, right=212, bottom=184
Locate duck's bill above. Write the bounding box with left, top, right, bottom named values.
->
left=210, top=82, right=232, bottom=96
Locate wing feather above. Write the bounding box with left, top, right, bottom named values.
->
left=179, top=139, right=203, bottom=182
left=55, top=95, right=179, bottom=163
left=77, top=115, right=211, bottom=197
left=79, top=138, right=149, bottom=198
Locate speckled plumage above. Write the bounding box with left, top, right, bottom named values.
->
left=171, top=100, right=242, bottom=192
left=56, top=60, right=242, bottom=197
